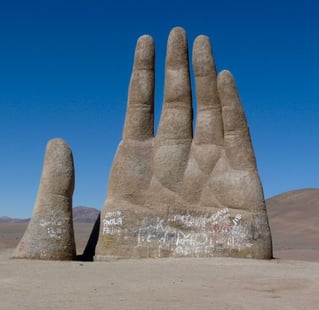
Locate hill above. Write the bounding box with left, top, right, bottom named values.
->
left=266, top=188, right=319, bottom=261
left=72, top=206, right=99, bottom=223
left=0, top=206, right=99, bottom=224
left=0, top=216, right=29, bottom=224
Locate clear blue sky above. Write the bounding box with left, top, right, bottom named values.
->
left=1, top=0, right=319, bottom=218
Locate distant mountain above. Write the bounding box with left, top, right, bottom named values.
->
left=0, top=206, right=100, bottom=224
left=266, top=188, right=319, bottom=260
left=0, top=216, right=29, bottom=223
left=266, top=188, right=319, bottom=217
left=266, top=188, right=319, bottom=232
left=72, top=206, right=100, bottom=223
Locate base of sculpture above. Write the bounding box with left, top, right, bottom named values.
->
left=13, top=205, right=76, bottom=260
left=94, top=204, right=272, bottom=260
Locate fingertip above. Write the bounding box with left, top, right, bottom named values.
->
left=217, top=70, right=239, bottom=103
left=45, top=138, right=73, bottom=165
left=170, top=26, right=186, bottom=36
left=134, top=34, right=155, bottom=70
left=136, top=34, right=154, bottom=49
left=42, top=138, right=75, bottom=196
left=193, top=35, right=215, bottom=76
left=193, top=34, right=210, bottom=47
left=217, top=70, right=234, bottom=84
left=47, top=138, right=70, bottom=151
left=138, top=34, right=153, bottom=41
left=46, top=139, right=73, bottom=165
left=166, top=27, right=188, bottom=69
left=168, top=26, right=187, bottom=45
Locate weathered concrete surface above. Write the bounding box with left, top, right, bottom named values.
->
left=13, top=138, right=76, bottom=260
left=95, top=27, right=272, bottom=260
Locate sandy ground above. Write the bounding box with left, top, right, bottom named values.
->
left=1, top=222, right=319, bottom=309
left=1, top=250, right=319, bottom=309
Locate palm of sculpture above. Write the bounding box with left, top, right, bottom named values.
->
left=95, top=27, right=272, bottom=259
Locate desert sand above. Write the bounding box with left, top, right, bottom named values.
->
left=1, top=249, right=319, bottom=309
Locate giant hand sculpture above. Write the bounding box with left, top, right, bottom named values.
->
left=95, top=27, right=272, bottom=259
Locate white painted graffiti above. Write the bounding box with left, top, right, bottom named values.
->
left=135, top=208, right=252, bottom=257
left=105, top=211, right=122, bottom=218
left=232, top=214, right=242, bottom=226
left=102, top=211, right=123, bottom=235
left=171, top=208, right=237, bottom=229
left=39, top=212, right=69, bottom=239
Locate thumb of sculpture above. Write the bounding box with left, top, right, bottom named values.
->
left=13, top=138, right=76, bottom=260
